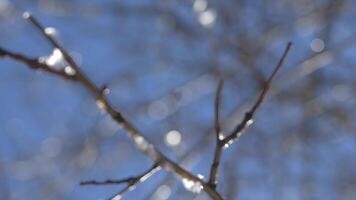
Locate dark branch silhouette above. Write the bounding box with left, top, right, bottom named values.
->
left=81, top=163, right=160, bottom=200
left=207, top=42, right=292, bottom=189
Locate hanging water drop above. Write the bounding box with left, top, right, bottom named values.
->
left=64, top=66, right=76, bottom=76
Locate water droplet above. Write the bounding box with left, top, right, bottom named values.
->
left=40, top=48, right=68, bottom=69
left=44, top=27, right=58, bottom=37
left=64, top=66, right=76, bottom=76
left=218, top=133, right=224, bottom=140
left=165, top=130, right=182, bottom=147
left=22, top=11, right=31, bottom=19
left=134, top=135, right=150, bottom=150
left=223, top=139, right=234, bottom=149
left=112, top=195, right=122, bottom=200
left=246, top=119, right=254, bottom=127
left=96, top=99, right=107, bottom=111
left=197, top=174, right=204, bottom=180
left=182, top=178, right=203, bottom=194
left=102, top=87, right=110, bottom=95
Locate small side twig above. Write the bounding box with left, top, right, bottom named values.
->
left=223, top=42, right=292, bottom=144
left=208, top=80, right=224, bottom=188
left=0, top=47, right=76, bottom=81
left=81, top=163, right=160, bottom=200
left=207, top=42, right=292, bottom=189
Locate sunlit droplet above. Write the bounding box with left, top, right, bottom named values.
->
left=198, top=9, right=217, bottom=28
left=246, top=119, right=254, bottom=127
left=96, top=99, right=107, bottom=111
left=310, top=38, right=325, bottom=52
left=223, top=139, right=234, bottom=149
left=112, top=195, right=122, bottom=200
left=197, top=174, right=204, bottom=180
left=40, top=48, right=68, bottom=69
left=182, top=178, right=203, bottom=194
left=102, top=87, right=110, bottom=95
left=44, top=27, right=58, bottom=37
left=64, top=66, right=76, bottom=76
left=22, top=11, right=31, bottom=19
left=218, top=133, right=224, bottom=140
left=134, top=135, right=150, bottom=150
left=165, top=130, right=182, bottom=147
left=193, top=0, right=207, bottom=13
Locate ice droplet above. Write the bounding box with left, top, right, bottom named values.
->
left=134, top=135, right=150, bottom=150
left=96, top=99, right=107, bottom=111
left=64, top=66, right=76, bottom=76
left=182, top=175, right=204, bottom=194
left=246, top=119, right=254, bottom=127
left=44, top=27, right=58, bottom=37
left=218, top=133, right=224, bottom=140
left=22, top=11, right=31, bottom=19
left=112, top=195, right=122, bottom=200
left=39, top=48, right=68, bottom=70
left=223, top=139, right=234, bottom=149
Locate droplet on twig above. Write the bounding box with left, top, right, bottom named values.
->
left=181, top=175, right=204, bottom=194
left=112, top=194, right=122, bottom=200
left=44, top=27, right=58, bottom=38
left=64, top=66, right=76, bottom=76
left=101, top=85, right=110, bottom=95
left=223, top=139, right=234, bottom=149
left=39, top=48, right=68, bottom=69
left=22, top=11, right=31, bottom=19
left=96, top=99, right=107, bottom=112
left=246, top=119, right=254, bottom=127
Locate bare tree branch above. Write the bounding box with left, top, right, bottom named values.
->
left=0, top=12, right=223, bottom=200
left=207, top=42, right=292, bottom=190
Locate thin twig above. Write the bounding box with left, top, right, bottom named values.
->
left=214, top=80, right=224, bottom=138
left=222, top=42, right=292, bottom=145
left=81, top=163, right=160, bottom=200
left=0, top=12, right=223, bottom=200
left=208, top=42, right=292, bottom=189
left=108, top=164, right=160, bottom=200
left=0, top=47, right=76, bottom=81
left=208, top=80, right=224, bottom=188
left=80, top=178, right=137, bottom=186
